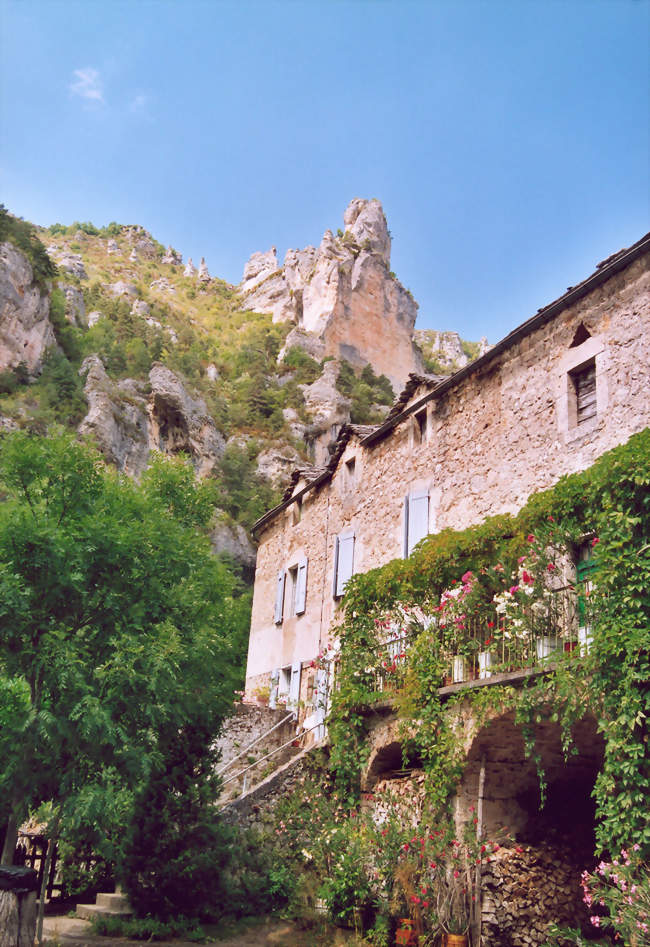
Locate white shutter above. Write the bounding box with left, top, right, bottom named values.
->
left=407, top=490, right=429, bottom=556
left=269, top=669, right=280, bottom=709
left=274, top=570, right=286, bottom=624
left=335, top=533, right=355, bottom=597
left=295, top=557, right=308, bottom=615
left=315, top=666, right=328, bottom=741
left=288, top=660, right=301, bottom=712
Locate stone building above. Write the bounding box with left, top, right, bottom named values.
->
left=244, top=231, right=650, bottom=720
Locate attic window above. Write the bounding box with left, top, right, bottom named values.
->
left=413, top=408, right=427, bottom=445
left=345, top=457, right=357, bottom=490
left=570, top=323, right=592, bottom=348
left=571, top=359, right=597, bottom=425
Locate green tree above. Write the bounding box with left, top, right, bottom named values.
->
left=0, top=432, right=243, bottom=878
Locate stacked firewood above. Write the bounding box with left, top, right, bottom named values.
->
left=480, top=842, right=593, bottom=945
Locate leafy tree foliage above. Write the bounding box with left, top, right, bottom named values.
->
left=337, top=361, right=394, bottom=424
left=121, top=722, right=232, bottom=920
left=0, top=431, right=244, bottom=867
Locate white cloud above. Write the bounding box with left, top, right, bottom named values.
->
left=69, top=68, right=104, bottom=104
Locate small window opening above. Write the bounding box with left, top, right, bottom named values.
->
left=345, top=457, right=356, bottom=490
left=571, top=359, right=597, bottom=425
left=570, top=323, right=592, bottom=348
left=292, top=497, right=302, bottom=525
left=414, top=408, right=427, bottom=444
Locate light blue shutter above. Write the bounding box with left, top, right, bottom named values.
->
left=407, top=490, right=429, bottom=555
left=288, top=661, right=301, bottom=712
left=403, top=496, right=410, bottom=558
left=295, top=557, right=308, bottom=615
left=335, top=534, right=355, bottom=597
left=274, top=570, right=285, bottom=624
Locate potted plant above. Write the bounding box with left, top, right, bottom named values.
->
left=478, top=634, right=496, bottom=678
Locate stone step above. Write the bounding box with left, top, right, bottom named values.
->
left=95, top=892, right=131, bottom=911
left=76, top=900, right=132, bottom=920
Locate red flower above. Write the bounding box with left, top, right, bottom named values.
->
left=547, top=562, right=556, bottom=572
left=591, top=536, right=599, bottom=547
left=527, top=534, right=535, bottom=543
left=453, top=870, right=460, bottom=879
left=410, top=895, right=421, bottom=904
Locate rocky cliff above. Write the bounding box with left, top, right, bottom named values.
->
left=0, top=207, right=488, bottom=571
left=239, top=198, right=423, bottom=392
left=0, top=241, right=56, bottom=376
left=415, top=329, right=491, bottom=373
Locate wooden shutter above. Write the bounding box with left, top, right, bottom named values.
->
left=334, top=533, right=355, bottom=597
left=295, top=557, right=308, bottom=615
left=288, top=660, right=301, bottom=711
left=407, top=490, right=429, bottom=556
left=575, top=363, right=597, bottom=424
left=274, top=570, right=286, bottom=624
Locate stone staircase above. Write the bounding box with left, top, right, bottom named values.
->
left=217, top=705, right=300, bottom=803
left=76, top=887, right=132, bottom=921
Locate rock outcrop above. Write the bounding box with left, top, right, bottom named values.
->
left=183, top=258, right=196, bottom=278
left=0, top=242, right=57, bottom=375
left=78, top=358, right=227, bottom=479
left=198, top=258, right=211, bottom=282
left=211, top=513, right=257, bottom=575
left=238, top=198, right=422, bottom=391
left=300, top=361, right=352, bottom=465
left=79, top=356, right=150, bottom=475
left=414, top=329, right=491, bottom=373
left=162, top=246, right=182, bottom=265
left=148, top=363, right=225, bottom=477
left=256, top=446, right=303, bottom=487
left=109, top=281, right=138, bottom=300
left=58, top=282, right=86, bottom=326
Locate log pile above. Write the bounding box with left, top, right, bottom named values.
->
left=480, top=842, right=592, bottom=946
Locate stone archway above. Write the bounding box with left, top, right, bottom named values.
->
left=458, top=708, right=604, bottom=849
left=458, top=708, right=605, bottom=946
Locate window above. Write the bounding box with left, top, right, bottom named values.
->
left=344, top=457, right=357, bottom=491
left=404, top=490, right=429, bottom=557
left=333, top=532, right=355, bottom=598
left=413, top=408, right=428, bottom=445
left=274, top=557, right=308, bottom=623
left=571, top=359, right=597, bottom=426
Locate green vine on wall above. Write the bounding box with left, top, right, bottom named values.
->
left=328, top=428, right=650, bottom=857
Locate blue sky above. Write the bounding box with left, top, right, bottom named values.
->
left=1, top=0, right=648, bottom=342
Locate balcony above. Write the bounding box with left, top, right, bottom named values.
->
left=371, top=585, right=591, bottom=700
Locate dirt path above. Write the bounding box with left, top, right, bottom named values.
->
left=42, top=913, right=359, bottom=946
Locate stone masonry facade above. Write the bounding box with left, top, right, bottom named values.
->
left=245, top=234, right=650, bottom=704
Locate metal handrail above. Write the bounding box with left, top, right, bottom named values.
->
left=216, top=710, right=294, bottom=776
left=220, top=721, right=322, bottom=789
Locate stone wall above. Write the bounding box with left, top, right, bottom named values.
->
left=246, top=245, right=650, bottom=691
left=221, top=751, right=314, bottom=829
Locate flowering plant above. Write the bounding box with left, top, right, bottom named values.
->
left=580, top=844, right=650, bottom=945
